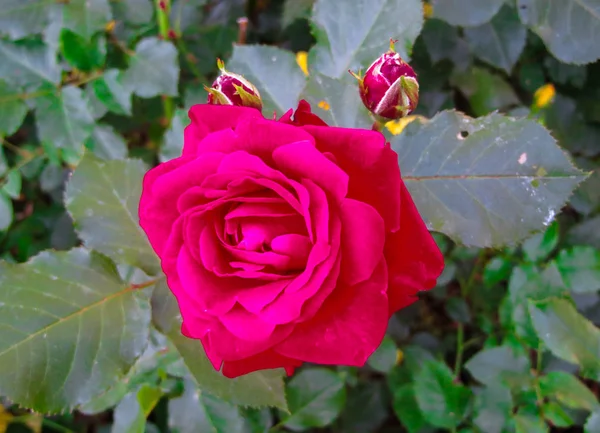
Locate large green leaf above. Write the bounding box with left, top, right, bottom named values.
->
left=432, top=0, right=505, bottom=27
left=518, top=0, right=600, bottom=65
left=391, top=110, right=587, bottom=247
left=539, top=371, right=600, bottom=411
left=168, top=378, right=247, bottom=433
left=65, top=153, right=161, bottom=276
left=309, top=0, right=423, bottom=79
left=0, top=248, right=152, bottom=413
left=473, top=383, right=512, bottom=433
left=0, top=0, right=49, bottom=40
left=300, top=74, right=372, bottom=128
left=413, top=360, right=471, bottom=429
left=34, top=85, right=95, bottom=152
left=0, top=40, right=60, bottom=87
left=0, top=81, right=28, bottom=136
left=529, top=298, right=600, bottom=380
left=392, top=384, right=428, bottom=433
left=86, top=124, right=128, bottom=161
left=228, top=45, right=307, bottom=116
left=92, top=69, right=132, bottom=116
left=554, top=247, right=600, bottom=294
left=464, top=5, right=527, bottom=73
left=465, top=345, right=531, bottom=388
left=62, top=0, right=112, bottom=40
left=151, top=280, right=288, bottom=409
left=123, top=37, right=179, bottom=98
left=282, top=368, right=347, bottom=431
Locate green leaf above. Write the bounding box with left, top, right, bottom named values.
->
left=483, top=256, right=513, bottom=287
left=0, top=81, right=28, bottom=136
left=282, top=0, right=314, bottom=27
left=59, top=30, right=106, bottom=72
left=151, top=280, right=288, bottom=409
left=0, top=248, right=152, bottom=413
left=2, top=170, right=22, bottom=199
left=86, top=124, right=128, bottom=160
left=473, top=383, right=512, bottom=433
left=168, top=378, right=246, bottom=433
left=85, top=84, right=108, bottom=120
left=464, top=5, right=527, bottom=73
left=445, top=297, right=471, bottom=324
left=241, top=408, right=273, bottom=433
left=392, top=110, right=586, bottom=247
left=368, top=336, right=398, bottom=374
left=282, top=368, right=346, bottom=431
left=0, top=40, right=60, bottom=87
left=112, top=385, right=162, bottom=433
left=421, top=19, right=463, bottom=64
left=93, top=69, right=132, bottom=116
left=34, top=85, right=95, bottom=152
left=0, top=0, right=49, bottom=40
left=300, top=74, right=372, bottom=128
left=432, top=0, right=505, bottom=26
left=529, top=297, right=600, bottom=380
left=554, top=247, right=600, bottom=294
left=113, top=0, right=154, bottom=25
left=514, top=413, right=549, bottom=433
left=309, top=0, right=423, bottom=79
left=339, top=381, right=388, bottom=433
left=465, top=345, right=530, bottom=388
left=414, top=360, right=471, bottom=429
left=160, top=109, right=189, bottom=162
left=544, top=56, right=587, bottom=88
left=543, top=401, right=574, bottom=427
left=62, top=0, right=112, bottom=40
left=123, top=37, right=179, bottom=98
left=522, top=220, right=559, bottom=263
left=0, top=192, right=13, bottom=231
left=228, top=45, right=306, bottom=116
left=517, top=0, right=600, bottom=65
left=392, top=384, right=428, bottom=433
left=65, top=153, right=160, bottom=276
left=587, top=411, right=600, bottom=433
left=451, top=67, right=519, bottom=116
left=539, top=371, right=599, bottom=411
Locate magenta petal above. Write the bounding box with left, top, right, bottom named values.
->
left=220, top=306, right=277, bottom=341
left=339, top=198, right=386, bottom=285
left=221, top=350, right=302, bottom=378
left=274, top=260, right=388, bottom=365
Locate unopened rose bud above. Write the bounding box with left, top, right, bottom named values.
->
left=205, top=59, right=263, bottom=111
left=350, top=40, right=419, bottom=121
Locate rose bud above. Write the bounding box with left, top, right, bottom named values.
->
left=205, top=59, right=262, bottom=111
left=350, top=39, right=419, bottom=121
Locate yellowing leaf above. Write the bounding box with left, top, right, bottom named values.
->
left=296, top=51, right=309, bottom=76
left=534, top=84, right=555, bottom=109
left=386, top=115, right=428, bottom=135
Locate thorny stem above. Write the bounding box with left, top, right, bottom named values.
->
left=154, top=0, right=175, bottom=126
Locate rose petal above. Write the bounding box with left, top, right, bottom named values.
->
left=291, top=100, right=328, bottom=126
left=220, top=305, right=277, bottom=341
left=385, top=182, right=444, bottom=313
left=221, top=350, right=302, bottom=378
left=339, top=198, right=385, bottom=285
left=274, top=260, right=388, bottom=366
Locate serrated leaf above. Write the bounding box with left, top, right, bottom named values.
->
left=160, top=109, right=189, bottom=162
left=0, top=248, right=152, bottom=413
left=0, top=0, right=49, bottom=40
left=517, top=0, right=600, bottom=65
left=466, top=346, right=531, bottom=387
left=65, top=153, right=160, bottom=275
left=93, top=69, right=132, bottom=116
left=554, top=247, right=600, bottom=294
left=282, top=368, right=346, bottom=431
left=34, top=85, right=95, bottom=152
left=59, top=30, right=106, bottom=72
left=529, top=297, right=600, bottom=380
left=464, top=5, right=527, bottom=73
left=169, top=378, right=246, bottom=433
left=392, top=384, right=428, bottom=433
left=86, top=124, right=128, bottom=160
left=309, top=0, right=423, bottom=79
left=123, top=37, right=179, bottom=98
left=62, top=0, right=112, bottom=40
left=0, top=40, right=60, bottom=87
left=0, top=81, right=28, bottom=136
left=414, top=360, right=471, bottom=429
left=392, top=110, right=587, bottom=247
left=300, top=74, right=372, bottom=128
left=228, top=45, right=306, bottom=116
left=539, top=371, right=599, bottom=411
left=151, top=280, right=288, bottom=409
left=432, top=0, right=505, bottom=27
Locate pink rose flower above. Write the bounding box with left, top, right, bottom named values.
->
left=139, top=101, right=444, bottom=378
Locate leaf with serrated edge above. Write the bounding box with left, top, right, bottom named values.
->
left=518, top=0, right=600, bottom=65
left=0, top=40, right=60, bottom=87
left=228, top=45, right=306, bottom=116
left=392, top=110, right=587, bottom=247
left=65, top=153, right=161, bottom=276
left=151, top=280, right=288, bottom=409
left=0, top=248, right=152, bottom=413
left=62, top=0, right=112, bottom=40
left=309, top=0, right=422, bottom=79
left=432, top=0, right=505, bottom=27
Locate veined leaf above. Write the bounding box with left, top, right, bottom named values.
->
left=432, top=0, right=505, bottom=27
left=62, top=0, right=112, bottom=41
left=0, top=248, right=152, bottom=413
left=392, top=110, right=587, bottom=247
left=0, top=0, right=49, bottom=40
left=0, top=81, right=28, bottom=136
left=0, top=40, right=60, bottom=87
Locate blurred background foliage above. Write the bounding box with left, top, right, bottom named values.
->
left=1, top=0, right=600, bottom=432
